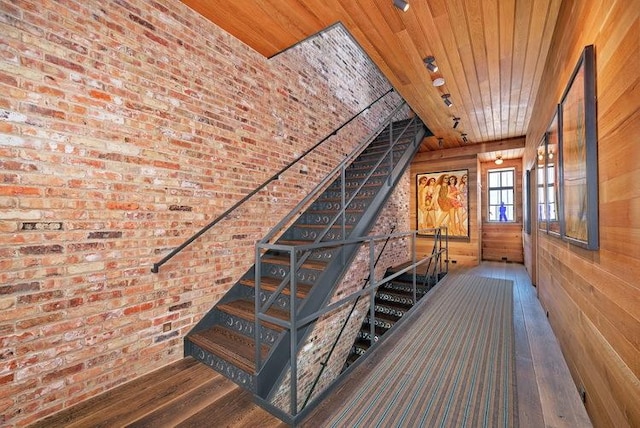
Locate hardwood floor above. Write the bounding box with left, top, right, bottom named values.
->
left=30, top=262, right=591, bottom=428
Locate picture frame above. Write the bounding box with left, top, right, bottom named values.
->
left=536, top=136, right=548, bottom=232
left=546, top=106, right=561, bottom=237
left=416, top=169, right=469, bottom=239
left=524, top=168, right=532, bottom=235
left=559, top=44, right=599, bottom=250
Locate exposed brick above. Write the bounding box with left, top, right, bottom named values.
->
left=168, top=301, right=191, bottom=312
left=19, top=245, right=64, bottom=255
left=0, top=1, right=405, bottom=425
left=87, top=231, right=123, bottom=239
left=0, top=282, right=40, bottom=295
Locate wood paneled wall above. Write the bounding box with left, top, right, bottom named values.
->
left=480, top=158, right=524, bottom=263
left=410, top=150, right=480, bottom=267
left=524, top=0, right=639, bottom=426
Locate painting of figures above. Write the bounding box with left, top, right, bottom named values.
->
left=416, top=169, right=469, bottom=238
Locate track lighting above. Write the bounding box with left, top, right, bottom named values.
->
left=393, top=0, right=410, bottom=12
left=461, top=133, right=468, bottom=144
left=441, top=93, right=452, bottom=107
left=453, top=117, right=460, bottom=129
left=424, top=56, right=438, bottom=72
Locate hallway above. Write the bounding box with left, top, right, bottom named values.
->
left=301, top=261, right=591, bottom=427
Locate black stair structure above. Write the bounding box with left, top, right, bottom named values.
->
left=184, top=116, right=429, bottom=402
left=344, top=263, right=444, bottom=369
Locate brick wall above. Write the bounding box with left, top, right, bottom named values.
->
left=0, top=0, right=411, bottom=425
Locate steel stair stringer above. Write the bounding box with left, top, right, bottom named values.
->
left=256, top=120, right=428, bottom=400
left=183, top=118, right=430, bottom=404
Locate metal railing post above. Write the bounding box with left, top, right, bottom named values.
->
left=255, top=244, right=263, bottom=373
left=289, top=247, right=298, bottom=416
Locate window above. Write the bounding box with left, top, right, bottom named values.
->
left=488, top=168, right=515, bottom=222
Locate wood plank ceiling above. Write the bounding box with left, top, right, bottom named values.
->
left=179, top=0, right=562, bottom=158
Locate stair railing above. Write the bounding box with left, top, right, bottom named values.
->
left=150, top=88, right=396, bottom=273
left=254, top=110, right=418, bottom=369
left=300, top=224, right=397, bottom=410
left=254, top=227, right=448, bottom=422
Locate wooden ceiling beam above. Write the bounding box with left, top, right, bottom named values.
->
left=418, top=136, right=525, bottom=160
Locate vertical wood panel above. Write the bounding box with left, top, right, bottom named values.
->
left=525, top=0, right=640, bottom=426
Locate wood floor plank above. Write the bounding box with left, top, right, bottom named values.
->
left=65, top=363, right=216, bottom=428
left=29, top=357, right=202, bottom=428
left=126, top=374, right=237, bottom=427
left=175, top=388, right=287, bottom=428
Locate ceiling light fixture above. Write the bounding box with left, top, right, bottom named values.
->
left=437, top=137, right=444, bottom=148
left=424, top=56, right=438, bottom=72
left=495, top=153, right=504, bottom=165
left=453, top=117, right=460, bottom=129
left=432, top=77, right=445, bottom=87
left=441, top=93, right=452, bottom=107
left=393, top=0, right=410, bottom=12
left=461, top=133, right=468, bottom=144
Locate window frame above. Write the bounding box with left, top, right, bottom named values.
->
left=487, top=167, right=516, bottom=223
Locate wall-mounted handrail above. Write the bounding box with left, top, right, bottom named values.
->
left=150, top=88, right=395, bottom=273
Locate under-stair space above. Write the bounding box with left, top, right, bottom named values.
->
left=343, top=251, right=447, bottom=370
left=184, top=116, right=429, bottom=401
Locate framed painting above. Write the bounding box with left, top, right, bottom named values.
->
left=546, top=106, right=561, bottom=237
left=559, top=44, right=599, bottom=250
left=536, top=135, right=548, bottom=232
left=416, top=169, right=469, bottom=239
left=524, top=168, right=532, bottom=235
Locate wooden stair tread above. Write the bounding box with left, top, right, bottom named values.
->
left=238, top=276, right=311, bottom=298
left=293, top=223, right=354, bottom=229
left=261, top=254, right=327, bottom=270
left=217, top=299, right=288, bottom=332
left=188, top=326, right=268, bottom=374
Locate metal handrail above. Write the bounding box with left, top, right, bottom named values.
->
left=255, top=228, right=448, bottom=419
left=255, top=111, right=416, bottom=319
left=150, top=88, right=395, bottom=273
left=254, top=110, right=416, bottom=372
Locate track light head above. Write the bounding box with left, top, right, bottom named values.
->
left=461, top=133, right=468, bottom=143
left=441, top=93, right=453, bottom=107
left=424, top=56, right=438, bottom=72
left=393, top=0, right=410, bottom=12
left=453, top=117, right=460, bottom=129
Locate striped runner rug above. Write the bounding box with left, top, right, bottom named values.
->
left=325, top=274, right=517, bottom=427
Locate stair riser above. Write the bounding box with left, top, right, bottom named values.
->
left=297, top=212, right=359, bottom=226
left=185, top=340, right=256, bottom=392
left=283, top=227, right=346, bottom=241
left=214, top=309, right=281, bottom=345
left=309, top=200, right=368, bottom=211
left=256, top=260, right=323, bottom=285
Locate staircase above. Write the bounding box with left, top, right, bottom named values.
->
left=184, top=117, right=429, bottom=401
